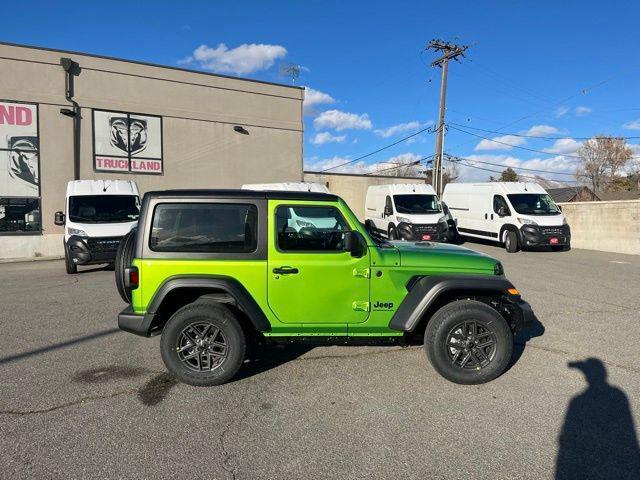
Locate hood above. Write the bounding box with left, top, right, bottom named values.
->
left=391, top=241, right=499, bottom=273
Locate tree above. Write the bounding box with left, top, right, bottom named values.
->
left=424, top=164, right=459, bottom=187
left=490, top=167, right=519, bottom=182
left=575, top=136, right=632, bottom=192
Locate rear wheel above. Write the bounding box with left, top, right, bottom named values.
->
left=160, top=301, right=246, bottom=386
left=504, top=230, right=520, bottom=253
left=64, top=242, right=77, bottom=274
left=424, top=300, right=513, bottom=385
left=115, top=228, right=137, bottom=303
left=388, top=225, right=398, bottom=240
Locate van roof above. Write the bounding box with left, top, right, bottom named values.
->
left=443, top=182, right=547, bottom=194
left=145, top=189, right=339, bottom=202
left=367, top=183, right=435, bottom=195
left=66, top=180, right=139, bottom=196
left=242, top=182, right=330, bottom=193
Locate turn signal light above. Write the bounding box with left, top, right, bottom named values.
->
left=507, top=288, right=520, bottom=296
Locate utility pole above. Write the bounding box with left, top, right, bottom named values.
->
left=426, top=40, right=469, bottom=196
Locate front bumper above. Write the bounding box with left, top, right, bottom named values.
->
left=520, top=224, right=571, bottom=247
left=508, top=299, right=535, bottom=332
left=397, top=222, right=449, bottom=242
left=66, top=235, right=123, bottom=265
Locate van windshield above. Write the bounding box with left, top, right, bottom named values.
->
left=506, top=194, right=560, bottom=215
left=69, top=195, right=140, bottom=223
left=393, top=194, right=441, bottom=214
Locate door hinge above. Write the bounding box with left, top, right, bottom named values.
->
left=352, top=301, right=370, bottom=311
left=353, top=267, right=370, bottom=278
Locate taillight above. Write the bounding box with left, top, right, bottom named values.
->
left=125, top=266, right=139, bottom=290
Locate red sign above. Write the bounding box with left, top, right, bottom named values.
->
left=0, top=105, right=32, bottom=126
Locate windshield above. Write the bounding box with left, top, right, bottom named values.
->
left=507, top=194, right=560, bottom=215
left=393, top=194, right=441, bottom=214
left=69, top=195, right=140, bottom=223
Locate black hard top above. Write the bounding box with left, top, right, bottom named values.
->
left=144, top=189, right=339, bottom=202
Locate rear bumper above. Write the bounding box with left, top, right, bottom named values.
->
left=118, top=305, right=153, bottom=337
left=67, top=235, right=122, bottom=265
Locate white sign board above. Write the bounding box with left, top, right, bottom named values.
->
left=0, top=101, right=39, bottom=197
left=93, top=110, right=163, bottom=174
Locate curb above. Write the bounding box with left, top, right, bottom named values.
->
left=0, top=255, right=64, bottom=264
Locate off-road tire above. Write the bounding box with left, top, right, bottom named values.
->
left=388, top=225, right=398, bottom=240
left=424, top=300, right=513, bottom=385
left=64, top=243, right=77, bottom=274
left=115, top=228, right=137, bottom=303
left=160, top=301, right=246, bottom=387
left=504, top=230, right=520, bottom=253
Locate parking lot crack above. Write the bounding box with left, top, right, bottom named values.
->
left=219, top=383, right=254, bottom=480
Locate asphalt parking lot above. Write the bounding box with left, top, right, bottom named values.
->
left=1, top=243, right=639, bottom=479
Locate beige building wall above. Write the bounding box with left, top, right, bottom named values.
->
left=0, top=43, right=303, bottom=259
left=304, top=171, right=427, bottom=220
left=559, top=200, right=640, bottom=255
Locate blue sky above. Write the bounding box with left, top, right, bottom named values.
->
left=5, top=0, right=640, bottom=183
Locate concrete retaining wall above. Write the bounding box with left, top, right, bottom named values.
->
left=304, top=171, right=427, bottom=220
left=558, top=200, right=640, bottom=255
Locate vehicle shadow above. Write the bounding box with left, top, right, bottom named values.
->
left=507, top=312, right=545, bottom=372
left=555, top=358, right=640, bottom=479
left=231, top=343, right=315, bottom=382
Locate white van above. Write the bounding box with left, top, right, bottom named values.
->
left=441, top=182, right=570, bottom=252
left=241, top=182, right=330, bottom=193
left=364, top=184, right=450, bottom=241
left=54, top=180, right=140, bottom=273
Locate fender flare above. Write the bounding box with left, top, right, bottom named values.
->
left=146, top=275, right=271, bottom=333
left=499, top=224, right=521, bottom=245
left=389, top=275, right=518, bottom=332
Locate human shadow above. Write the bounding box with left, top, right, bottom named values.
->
left=555, top=358, right=640, bottom=479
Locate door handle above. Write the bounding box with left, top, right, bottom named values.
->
left=273, top=266, right=299, bottom=275
left=485, top=213, right=488, bottom=219
left=491, top=214, right=494, bottom=220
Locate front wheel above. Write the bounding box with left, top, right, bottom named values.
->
left=160, top=301, right=246, bottom=386
left=64, top=243, right=77, bottom=274
left=424, top=300, right=513, bottom=385
left=504, top=230, right=520, bottom=253
left=388, top=225, right=398, bottom=240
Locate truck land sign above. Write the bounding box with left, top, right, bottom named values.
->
left=93, top=110, right=163, bottom=174
left=0, top=101, right=40, bottom=197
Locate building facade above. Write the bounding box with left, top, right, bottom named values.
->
left=0, top=43, right=304, bottom=259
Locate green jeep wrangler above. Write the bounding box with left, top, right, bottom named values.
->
left=116, top=189, right=534, bottom=386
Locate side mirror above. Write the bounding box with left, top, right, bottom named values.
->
left=557, top=205, right=563, bottom=212
left=344, top=231, right=365, bottom=258
left=498, top=206, right=508, bottom=217
left=54, top=211, right=65, bottom=226
left=383, top=206, right=393, bottom=217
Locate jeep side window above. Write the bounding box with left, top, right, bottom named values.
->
left=493, top=195, right=510, bottom=216
left=276, top=205, right=349, bottom=252
left=150, top=203, right=258, bottom=253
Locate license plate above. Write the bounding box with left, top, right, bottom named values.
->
left=550, top=237, right=559, bottom=244
left=422, top=234, right=431, bottom=241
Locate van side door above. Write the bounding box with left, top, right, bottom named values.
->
left=492, top=195, right=512, bottom=239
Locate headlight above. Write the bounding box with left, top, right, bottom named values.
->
left=517, top=217, right=538, bottom=226
left=437, top=216, right=447, bottom=223
left=396, top=216, right=411, bottom=224
left=296, top=219, right=314, bottom=228
left=494, top=262, right=504, bottom=276
left=68, top=227, right=88, bottom=236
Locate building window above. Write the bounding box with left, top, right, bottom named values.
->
left=93, top=109, right=163, bottom=175
left=0, top=100, right=41, bottom=234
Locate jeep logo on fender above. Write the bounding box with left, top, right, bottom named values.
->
left=372, top=301, right=394, bottom=310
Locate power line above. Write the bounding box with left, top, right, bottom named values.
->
left=318, top=125, right=434, bottom=173
left=450, top=158, right=581, bottom=184
left=365, top=155, right=434, bottom=175
left=445, top=154, right=575, bottom=176
left=448, top=122, right=640, bottom=141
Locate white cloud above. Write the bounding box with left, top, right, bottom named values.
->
left=475, top=135, right=527, bottom=151
left=575, top=106, right=592, bottom=117
left=545, top=138, right=582, bottom=155
left=303, top=87, right=335, bottom=115
left=181, top=43, right=287, bottom=75
left=623, top=119, right=640, bottom=130
left=455, top=154, right=577, bottom=183
left=555, top=106, right=570, bottom=118
left=310, top=132, right=346, bottom=145
left=374, top=121, right=431, bottom=138
left=304, top=156, right=371, bottom=174
left=523, top=125, right=560, bottom=137
left=313, top=109, right=372, bottom=131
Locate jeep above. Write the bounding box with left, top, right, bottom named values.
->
left=116, top=189, right=534, bottom=386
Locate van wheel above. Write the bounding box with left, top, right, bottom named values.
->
left=160, top=301, right=246, bottom=387
left=64, top=243, right=77, bottom=274
left=424, top=300, right=513, bottom=385
left=115, top=229, right=137, bottom=303
left=388, top=225, right=398, bottom=240
left=504, top=230, right=519, bottom=253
